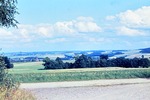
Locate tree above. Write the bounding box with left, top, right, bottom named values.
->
left=43, top=57, right=64, bottom=69
left=55, top=57, right=64, bottom=69
left=0, top=0, right=18, bottom=27
left=139, top=58, right=150, bottom=68
left=2, top=56, right=13, bottom=68
left=74, top=54, right=89, bottom=68
left=100, top=54, right=108, bottom=60
left=130, top=58, right=139, bottom=68
left=43, top=57, right=51, bottom=69
left=87, top=57, right=95, bottom=68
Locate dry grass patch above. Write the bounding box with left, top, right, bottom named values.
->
left=0, top=87, right=35, bottom=100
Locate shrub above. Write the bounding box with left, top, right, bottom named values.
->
left=0, top=56, right=19, bottom=99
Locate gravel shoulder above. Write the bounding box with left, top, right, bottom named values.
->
left=20, top=78, right=150, bottom=100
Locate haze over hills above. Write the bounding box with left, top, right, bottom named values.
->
left=4, top=47, right=150, bottom=62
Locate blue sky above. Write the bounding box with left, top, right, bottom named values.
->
left=0, top=0, right=150, bottom=52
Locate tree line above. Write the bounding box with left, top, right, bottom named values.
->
left=43, top=54, right=150, bottom=69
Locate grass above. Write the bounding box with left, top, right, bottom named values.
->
left=0, top=87, right=35, bottom=100
left=8, top=62, right=150, bottom=83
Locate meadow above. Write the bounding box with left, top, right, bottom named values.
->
left=8, top=62, right=150, bottom=83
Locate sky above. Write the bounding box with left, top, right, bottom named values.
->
left=0, top=0, right=150, bottom=52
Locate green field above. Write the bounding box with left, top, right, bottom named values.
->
left=8, top=62, right=150, bottom=83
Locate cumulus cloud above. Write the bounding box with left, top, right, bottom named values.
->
left=0, top=16, right=101, bottom=44
left=117, top=26, right=145, bottom=36
left=0, top=28, right=12, bottom=37
left=36, top=24, right=54, bottom=37
left=54, top=21, right=75, bottom=34
left=106, top=6, right=150, bottom=36
left=117, top=7, right=150, bottom=28
left=54, top=16, right=101, bottom=33
left=74, top=21, right=101, bottom=33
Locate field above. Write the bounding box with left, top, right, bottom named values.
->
left=8, top=62, right=150, bottom=83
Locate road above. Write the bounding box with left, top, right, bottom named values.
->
left=20, top=79, right=150, bottom=100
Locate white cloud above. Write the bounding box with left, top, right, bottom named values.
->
left=106, top=6, right=150, bottom=36
left=74, top=21, right=101, bottom=33
left=36, top=24, right=53, bottom=37
left=54, top=21, right=75, bottom=34
left=45, top=38, right=67, bottom=43
left=54, top=16, right=101, bottom=33
left=0, top=16, right=102, bottom=44
left=117, top=6, right=150, bottom=27
left=0, top=28, right=12, bottom=37
left=117, top=26, right=145, bottom=36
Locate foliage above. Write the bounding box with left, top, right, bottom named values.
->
left=2, top=56, right=13, bottom=69
left=43, top=54, right=150, bottom=69
left=100, top=54, right=108, bottom=60
left=74, top=54, right=92, bottom=68
left=43, top=57, right=64, bottom=69
left=0, top=56, right=19, bottom=99
left=0, top=0, right=18, bottom=27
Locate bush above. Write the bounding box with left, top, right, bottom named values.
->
left=0, top=56, right=19, bottom=99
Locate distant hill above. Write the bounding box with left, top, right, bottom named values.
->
left=140, top=47, right=150, bottom=53
left=4, top=47, right=150, bottom=62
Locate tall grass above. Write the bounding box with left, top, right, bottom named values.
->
left=0, top=87, right=35, bottom=100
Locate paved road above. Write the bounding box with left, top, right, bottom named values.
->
left=21, top=79, right=150, bottom=100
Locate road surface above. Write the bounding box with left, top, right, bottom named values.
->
left=20, top=79, right=150, bottom=100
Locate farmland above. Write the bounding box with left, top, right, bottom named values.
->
left=8, top=62, right=150, bottom=83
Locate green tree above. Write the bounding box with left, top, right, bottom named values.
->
left=100, top=54, right=108, bottom=60
left=2, top=56, right=13, bottom=69
left=74, top=54, right=88, bottom=68
left=43, top=57, right=64, bottom=69
left=0, top=0, right=18, bottom=27
left=55, top=57, right=64, bottom=69
left=87, top=57, right=95, bottom=68
left=139, top=58, right=150, bottom=68
left=130, top=58, right=139, bottom=68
